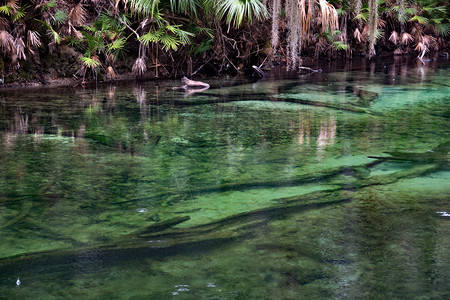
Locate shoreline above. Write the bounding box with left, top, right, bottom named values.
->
left=1, top=54, right=448, bottom=92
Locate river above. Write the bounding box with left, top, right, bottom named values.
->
left=0, top=57, right=449, bottom=299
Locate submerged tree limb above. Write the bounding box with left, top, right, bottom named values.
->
left=166, top=91, right=373, bottom=114
left=113, top=162, right=381, bottom=206
left=0, top=159, right=442, bottom=277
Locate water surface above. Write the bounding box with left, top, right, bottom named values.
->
left=0, top=58, right=449, bottom=299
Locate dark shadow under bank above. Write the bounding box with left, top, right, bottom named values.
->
left=1, top=54, right=449, bottom=92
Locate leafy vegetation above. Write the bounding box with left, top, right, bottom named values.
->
left=0, top=0, right=448, bottom=82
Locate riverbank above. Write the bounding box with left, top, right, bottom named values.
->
left=1, top=52, right=448, bottom=91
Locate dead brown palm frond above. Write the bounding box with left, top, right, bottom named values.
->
left=6, top=0, right=19, bottom=11
left=14, top=37, right=26, bottom=60
left=362, top=25, right=369, bottom=39
left=393, top=48, right=403, bottom=55
left=401, top=32, right=413, bottom=45
left=132, top=57, right=147, bottom=76
left=414, top=41, right=426, bottom=52
left=68, top=3, right=87, bottom=27
left=354, top=28, right=362, bottom=43
left=0, top=17, right=10, bottom=31
left=318, top=0, right=338, bottom=32
left=389, top=31, right=399, bottom=45
left=71, top=27, right=83, bottom=40
left=26, top=30, right=41, bottom=48
left=422, top=35, right=435, bottom=46
left=377, top=19, right=386, bottom=28
left=298, top=0, right=307, bottom=37
left=105, top=66, right=116, bottom=80
left=0, top=30, right=16, bottom=54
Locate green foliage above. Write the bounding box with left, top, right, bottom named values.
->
left=77, top=13, right=128, bottom=65
left=433, top=23, right=450, bottom=36
left=331, top=40, right=348, bottom=51
left=409, top=15, right=429, bottom=24
left=40, top=0, right=57, bottom=11
left=11, top=4, right=28, bottom=22
left=52, top=10, right=68, bottom=25
left=211, top=0, right=269, bottom=28
left=36, top=19, right=62, bottom=43
left=79, top=56, right=101, bottom=69
left=169, top=0, right=198, bottom=15
left=0, top=4, right=15, bottom=16
left=354, top=12, right=368, bottom=22
left=139, top=24, right=193, bottom=51
left=190, top=37, right=213, bottom=55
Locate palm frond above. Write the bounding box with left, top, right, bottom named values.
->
left=39, top=0, right=57, bottom=12
left=318, top=0, right=338, bottom=32
left=12, top=4, right=27, bottom=22
left=0, top=29, right=16, bottom=54
left=107, top=37, right=127, bottom=53
left=27, top=30, right=41, bottom=48
left=331, top=41, right=348, bottom=51
left=401, top=32, right=413, bottom=45
left=409, top=15, right=429, bottom=25
left=354, top=12, right=368, bottom=22
left=126, top=0, right=160, bottom=17
left=79, top=55, right=101, bottom=69
left=389, top=30, right=399, bottom=45
left=190, top=37, right=213, bottom=55
left=0, top=16, right=10, bottom=30
left=214, top=0, right=269, bottom=28
left=433, top=23, right=450, bottom=37
left=422, top=35, right=435, bottom=46
left=132, top=57, right=147, bottom=75
left=14, top=37, right=26, bottom=60
left=353, top=28, right=363, bottom=43
left=414, top=41, right=426, bottom=52
left=68, top=3, right=87, bottom=27
left=159, top=33, right=181, bottom=51
left=169, top=0, right=197, bottom=15
left=53, top=9, right=68, bottom=25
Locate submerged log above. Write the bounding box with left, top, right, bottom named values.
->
left=368, top=140, right=449, bottom=163
left=0, top=158, right=442, bottom=278
left=113, top=163, right=380, bottom=206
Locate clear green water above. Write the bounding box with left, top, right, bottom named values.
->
left=0, top=58, right=449, bottom=299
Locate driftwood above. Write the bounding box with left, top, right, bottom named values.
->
left=299, top=66, right=321, bottom=73
left=173, top=76, right=210, bottom=90
left=252, top=65, right=266, bottom=78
